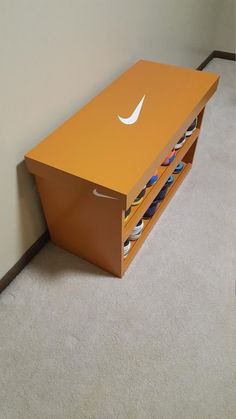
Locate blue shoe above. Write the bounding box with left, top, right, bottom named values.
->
left=146, top=173, right=158, bottom=187
left=143, top=202, right=158, bottom=219
left=168, top=153, right=175, bottom=164
left=166, top=175, right=174, bottom=187
left=143, top=194, right=159, bottom=218
left=156, top=184, right=168, bottom=201
left=162, top=149, right=176, bottom=166
left=173, top=162, right=184, bottom=174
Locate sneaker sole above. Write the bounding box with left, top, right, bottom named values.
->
left=132, top=197, right=144, bottom=206
left=175, top=139, right=186, bottom=149
left=186, top=126, right=196, bottom=137
left=129, top=232, right=142, bottom=241
left=131, top=223, right=144, bottom=236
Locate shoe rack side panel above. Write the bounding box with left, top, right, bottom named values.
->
left=35, top=176, right=123, bottom=277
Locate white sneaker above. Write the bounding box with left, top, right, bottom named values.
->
left=129, top=219, right=144, bottom=241
left=175, top=133, right=186, bottom=149
left=124, top=240, right=131, bottom=258
left=186, top=118, right=197, bottom=137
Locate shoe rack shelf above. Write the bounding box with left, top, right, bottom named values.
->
left=25, top=60, right=219, bottom=278
left=123, top=161, right=192, bottom=270
left=123, top=127, right=200, bottom=241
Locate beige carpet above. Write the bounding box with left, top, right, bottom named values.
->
left=0, top=59, right=236, bottom=419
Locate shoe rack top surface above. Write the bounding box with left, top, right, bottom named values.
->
left=25, top=60, right=219, bottom=208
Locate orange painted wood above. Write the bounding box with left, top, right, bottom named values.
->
left=24, top=60, right=219, bottom=277
left=25, top=60, right=219, bottom=210
left=35, top=176, right=123, bottom=277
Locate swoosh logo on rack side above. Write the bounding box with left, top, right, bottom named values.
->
left=118, top=95, right=145, bottom=125
left=93, top=188, right=118, bottom=200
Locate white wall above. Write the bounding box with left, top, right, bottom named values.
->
left=215, top=0, right=236, bottom=52
left=0, top=0, right=234, bottom=280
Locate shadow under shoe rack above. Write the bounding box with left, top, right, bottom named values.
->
left=25, top=60, right=219, bottom=278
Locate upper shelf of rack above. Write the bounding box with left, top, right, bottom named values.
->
left=25, top=60, right=219, bottom=208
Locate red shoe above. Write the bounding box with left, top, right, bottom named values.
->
left=162, top=149, right=175, bottom=166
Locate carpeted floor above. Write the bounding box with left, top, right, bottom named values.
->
left=0, top=59, right=236, bottom=419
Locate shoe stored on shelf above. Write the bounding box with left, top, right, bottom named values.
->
left=129, top=219, right=144, bottom=241
left=175, top=133, right=186, bottom=150
left=173, top=161, right=184, bottom=174
left=125, top=207, right=131, bottom=221
left=146, top=173, right=158, bottom=187
left=162, top=149, right=176, bottom=166
left=156, top=184, right=168, bottom=201
left=166, top=175, right=174, bottom=187
left=186, top=118, right=197, bottom=137
left=132, top=187, right=146, bottom=206
left=143, top=196, right=159, bottom=219
left=124, top=239, right=131, bottom=258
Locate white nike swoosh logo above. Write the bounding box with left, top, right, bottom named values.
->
left=118, top=95, right=145, bottom=125
left=93, top=188, right=118, bottom=200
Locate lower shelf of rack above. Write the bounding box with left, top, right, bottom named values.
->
left=122, top=162, right=192, bottom=274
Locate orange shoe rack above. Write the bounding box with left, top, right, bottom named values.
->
left=25, top=60, right=219, bottom=277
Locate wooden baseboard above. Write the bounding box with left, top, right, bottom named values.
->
left=197, top=51, right=215, bottom=70
left=198, top=50, right=236, bottom=70
left=213, top=50, right=236, bottom=61
left=0, top=49, right=235, bottom=293
left=0, top=231, right=49, bottom=293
